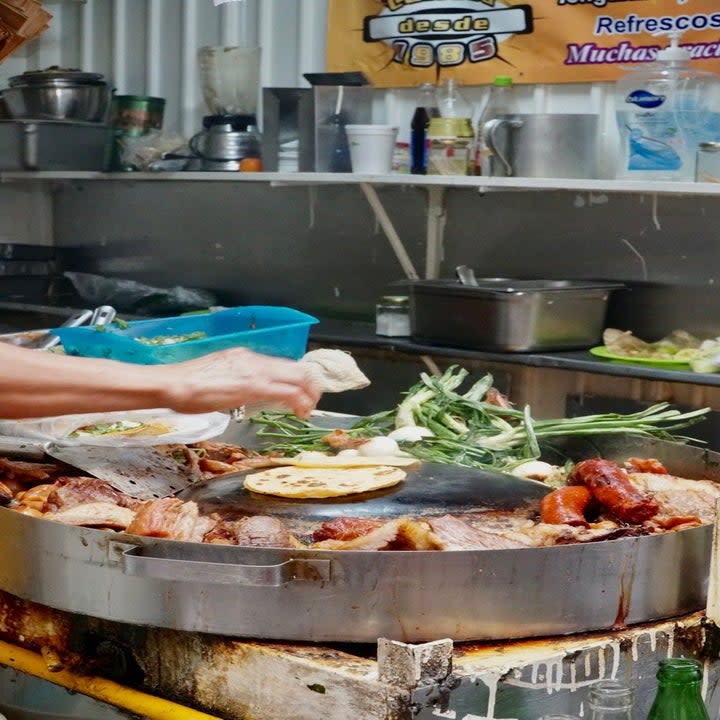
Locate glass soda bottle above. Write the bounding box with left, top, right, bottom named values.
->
left=410, top=83, right=439, bottom=175
left=474, top=75, right=515, bottom=176
left=647, top=658, right=710, bottom=720
left=587, top=680, right=634, bottom=720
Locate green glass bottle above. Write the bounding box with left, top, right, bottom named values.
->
left=647, top=658, right=709, bottom=720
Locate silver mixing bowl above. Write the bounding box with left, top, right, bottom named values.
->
left=2, top=84, right=111, bottom=123
left=2, top=69, right=111, bottom=123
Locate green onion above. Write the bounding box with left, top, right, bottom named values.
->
left=250, top=366, right=710, bottom=471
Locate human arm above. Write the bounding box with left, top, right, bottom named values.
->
left=0, top=341, right=320, bottom=419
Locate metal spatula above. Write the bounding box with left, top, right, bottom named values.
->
left=44, top=443, right=203, bottom=500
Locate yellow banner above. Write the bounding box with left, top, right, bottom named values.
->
left=326, top=0, right=720, bottom=87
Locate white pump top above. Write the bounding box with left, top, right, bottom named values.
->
left=655, top=29, right=692, bottom=62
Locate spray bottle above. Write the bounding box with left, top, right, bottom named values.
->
left=615, top=30, right=720, bottom=181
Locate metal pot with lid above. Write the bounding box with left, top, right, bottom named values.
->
left=8, top=67, right=106, bottom=88
left=2, top=66, right=112, bottom=123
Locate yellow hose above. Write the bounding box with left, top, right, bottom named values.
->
left=0, top=639, right=223, bottom=720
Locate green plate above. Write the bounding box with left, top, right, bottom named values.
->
left=589, top=346, right=692, bottom=368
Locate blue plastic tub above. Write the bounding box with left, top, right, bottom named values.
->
left=52, top=306, right=319, bottom=364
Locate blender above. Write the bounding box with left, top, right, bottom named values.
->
left=191, top=46, right=261, bottom=170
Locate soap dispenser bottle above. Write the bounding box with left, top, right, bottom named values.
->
left=615, top=30, right=720, bottom=181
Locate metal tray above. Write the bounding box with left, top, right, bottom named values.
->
left=407, top=279, right=623, bottom=352
left=0, top=434, right=714, bottom=644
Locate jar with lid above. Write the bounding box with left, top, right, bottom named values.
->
left=427, top=117, right=474, bottom=176
left=696, top=141, right=720, bottom=183
left=376, top=295, right=410, bottom=337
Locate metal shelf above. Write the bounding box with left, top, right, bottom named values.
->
left=312, top=320, right=720, bottom=388
left=2, top=170, right=720, bottom=196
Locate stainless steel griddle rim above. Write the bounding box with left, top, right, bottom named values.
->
left=0, top=504, right=711, bottom=643
left=0, top=502, right=710, bottom=579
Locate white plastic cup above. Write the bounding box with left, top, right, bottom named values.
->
left=345, top=124, right=399, bottom=174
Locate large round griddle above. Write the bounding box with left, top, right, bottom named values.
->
left=0, top=433, right=716, bottom=643
left=178, top=461, right=550, bottom=519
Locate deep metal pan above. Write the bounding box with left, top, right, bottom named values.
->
left=0, top=434, right=715, bottom=644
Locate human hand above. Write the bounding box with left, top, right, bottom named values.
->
left=165, top=347, right=321, bottom=418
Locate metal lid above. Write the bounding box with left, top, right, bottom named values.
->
left=380, top=295, right=409, bottom=305
left=9, top=67, right=106, bottom=88
left=699, top=141, right=720, bottom=153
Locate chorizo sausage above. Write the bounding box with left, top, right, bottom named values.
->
left=568, top=458, right=659, bottom=524
left=540, top=486, right=593, bottom=527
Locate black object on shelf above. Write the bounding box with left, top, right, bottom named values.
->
left=303, top=72, right=369, bottom=87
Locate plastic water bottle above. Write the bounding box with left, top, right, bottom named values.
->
left=474, top=76, right=515, bottom=176
left=436, top=78, right=471, bottom=119
left=410, top=83, right=439, bottom=175
left=615, top=31, right=720, bottom=181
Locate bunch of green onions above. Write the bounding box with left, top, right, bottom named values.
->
left=251, top=366, right=709, bottom=471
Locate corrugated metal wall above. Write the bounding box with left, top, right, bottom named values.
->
left=0, top=0, right=329, bottom=137
left=0, top=0, right=618, bottom=156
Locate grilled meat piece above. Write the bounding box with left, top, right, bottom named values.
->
left=553, top=525, right=650, bottom=544
left=198, top=458, right=239, bottom=475
left=0, top=481, right=12, bottom=506
left=391, top=519, right=444, bottom=551
left=313, top=517, right=385, bottom=542
left=127, top=498, right=215, bottom=542
left=159, top=444, right=203, bottom=478
left=312, top=517, right=444, bottom=551
left=650, top=516, right=702, bottom=531
left=429, top=514, right=529, bottom=550
left=215, top=515, right=297, bottom=548
left=321, top=429, right=366, bottom=451
left=43, top=477, right=141, bottom=514
left=624, top=457, right=669, bottom=474
left=0, top=458, right=60, bottom=484
left=540, top=486, right=593, bottom=527
left=627, top=472, right=720, bottom=522
left=485, top=387, right=513, bottom=409
left=313, top=519, right=404, bottom=550
left=49, top=502, right=136, bottom=530
left=14, top=484, right=56, bottom=512
left=190, top=441, right=258, bottom=463
left=569, top=459, right=659, bottom=523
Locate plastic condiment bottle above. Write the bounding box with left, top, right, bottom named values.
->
left=586, top=680, right=634, bottom=720
left=615, top=31, right=720, bottom=181
left=410, top=83, right=440, bottom=175
left=474, top=76, right=515, bottom=176
left=646, top=658, right=709, bottom=720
